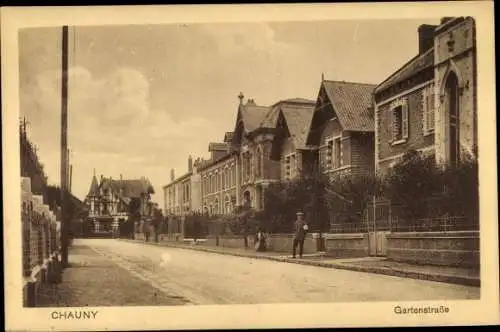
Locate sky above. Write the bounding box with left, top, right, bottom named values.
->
left=19, top=18, right=440, bottom=205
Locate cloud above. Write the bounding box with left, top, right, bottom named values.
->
left=21, top=66, right=214, bottom=202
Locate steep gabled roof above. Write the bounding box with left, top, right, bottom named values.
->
left=240, top=103, right=273, bottom=132
left=322, top=80, right=376, bottom=132
left=279, top=103, right=315, bottom=149
left=101, top=177, right=155, bottom=199
left=87, top=175, right=99, bottom=197
left=375, top=47, right=434, bottom=94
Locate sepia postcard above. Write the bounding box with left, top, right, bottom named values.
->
left=2, top=2, right=499, bottom=331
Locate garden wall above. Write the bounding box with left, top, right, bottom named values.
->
left=386, top=231, right=480, bottom=268
left=265, top=233, right=316, bottom=254
left=324, top=233, right=369, bottom=258
left=198, top=234, right=317, bottom=254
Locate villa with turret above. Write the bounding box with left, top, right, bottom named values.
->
left=84, top=172, right=155, bottom=237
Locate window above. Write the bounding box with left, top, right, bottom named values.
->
left=390, top=98, right=408, bottom=143
left=214, top=199, right=219, bottom=214
left=446, top=72, right=460, bottom=166
left=243, top=152, right=251, bottom=182
left=232, top=165, right=236, bottom=186
left=334, top=137, right=342, bottom=169
left=222, top=169, right=225, bottom=189
left=326, top=140, right=333, bottom=168
left=255, top=147, right=263, bottom=178
left=284, top=153, right=296, bottom=180
left=423, top=85, right=435, bottom=135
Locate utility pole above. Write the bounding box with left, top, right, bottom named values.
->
left=60, top=25, right=69, bottom=267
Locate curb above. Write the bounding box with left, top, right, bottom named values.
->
left=119, top=239, right=480, bottom=287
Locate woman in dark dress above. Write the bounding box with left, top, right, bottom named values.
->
left=254, top=227, right=266, bottom=252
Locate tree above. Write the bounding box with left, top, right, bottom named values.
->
left=152, top=208, right=164, bottom=242
left=127, top=197, right=142, bottom=238
left=329, top=173, right=383, bottom=222
left=261, top=166, right=332, bottom=234
left=381, top=150, right=440, bottom=220
left=437, top=149, right=479, bottom=225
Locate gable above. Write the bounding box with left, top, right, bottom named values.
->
left=307, top=85, right=336, bottom=146
left=322, top=80, right=375, bottom=132
left=231, top=107, right=245, bottom=147
left=270, top=110, right=292, bottom=160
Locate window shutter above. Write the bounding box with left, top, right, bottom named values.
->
left=402, top=102, right=409, bottom=139
left=429, top=89, right=435, bottom=131
left=390, top=108, right=395, bottom=142
left=342, top=138, right=350, bottom=167
left=422, top=88, right=428, bottom=134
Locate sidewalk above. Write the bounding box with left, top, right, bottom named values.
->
left=122, top=238, right=480, bottom=287
left=36, top=243, right=189, bottom=307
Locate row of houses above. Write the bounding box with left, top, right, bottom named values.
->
left=163, top=17, right=477, bottom=231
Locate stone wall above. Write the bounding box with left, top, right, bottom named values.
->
left=324, top=233, right=369, bottom=258
left=386, top=231, right=479, bottom=268
left=193, top=233, right=317, bottom=254
left=265, top=233, right=316, bottom=254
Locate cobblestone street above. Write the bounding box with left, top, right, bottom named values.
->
left=40, top=239, right=480, bottom=306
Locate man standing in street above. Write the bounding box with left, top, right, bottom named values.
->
left=292, top=212, right=308, bottom=258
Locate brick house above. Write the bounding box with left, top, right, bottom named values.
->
left=270, top=99, right=317, bottom=180
left=374, top=17, right=477, bottom=174
left=306, top=78, right=376, bottom=179
left=197, top=141, right=238, bottom=216
left=230, top=95, right=321, bottom=210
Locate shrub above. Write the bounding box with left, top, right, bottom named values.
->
left=329, top=173, right=383, bottom=222
left=437, top=150, right=479, bottom=223
left=382, top=148, right=479, bottom=225
left=262, top=170, right=332, bottom=233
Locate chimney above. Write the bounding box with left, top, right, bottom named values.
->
left=170, top=169, right=175, bottom=182
left=238, top=92, right=244, bottom=106
left=418, top=24, right=437, bottom=54
left=188, top=155, right=193, bottom=173
left=120, top=174, right=123, bottom=181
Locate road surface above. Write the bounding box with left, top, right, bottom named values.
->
left=78, top=239, right=479, bottom=305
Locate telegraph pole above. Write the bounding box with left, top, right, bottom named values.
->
left=60, top=25, right=69, bottom=267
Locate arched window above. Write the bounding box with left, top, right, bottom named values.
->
left=214, top=198, right=219, bottom=215
left=256, top=146, right=263, bottom=178
left=445, top=71, right=460, bottom=165
left=224, top=195, right=231, bottom=214
left=243, top=190, right=251, bottom=208
left=231, top=165, right=236, bottom=186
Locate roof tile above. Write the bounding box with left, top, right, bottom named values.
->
left=322, top=80, right=376, bottom=132
left=280, top=104, right=315, bottom=149
left=375, top=48, right=434, bottom=94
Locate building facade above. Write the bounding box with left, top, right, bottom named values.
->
left=306, top=79, right=376, bottom=179
left=270, top=99, right=317, bottom=180
left=374, top=17, right=477, bottom=174
left=198, top=151, right=238, bottom=216
left=84, top=173, right=155, bottom=236
left=230, top=97, right=320, bottom=210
